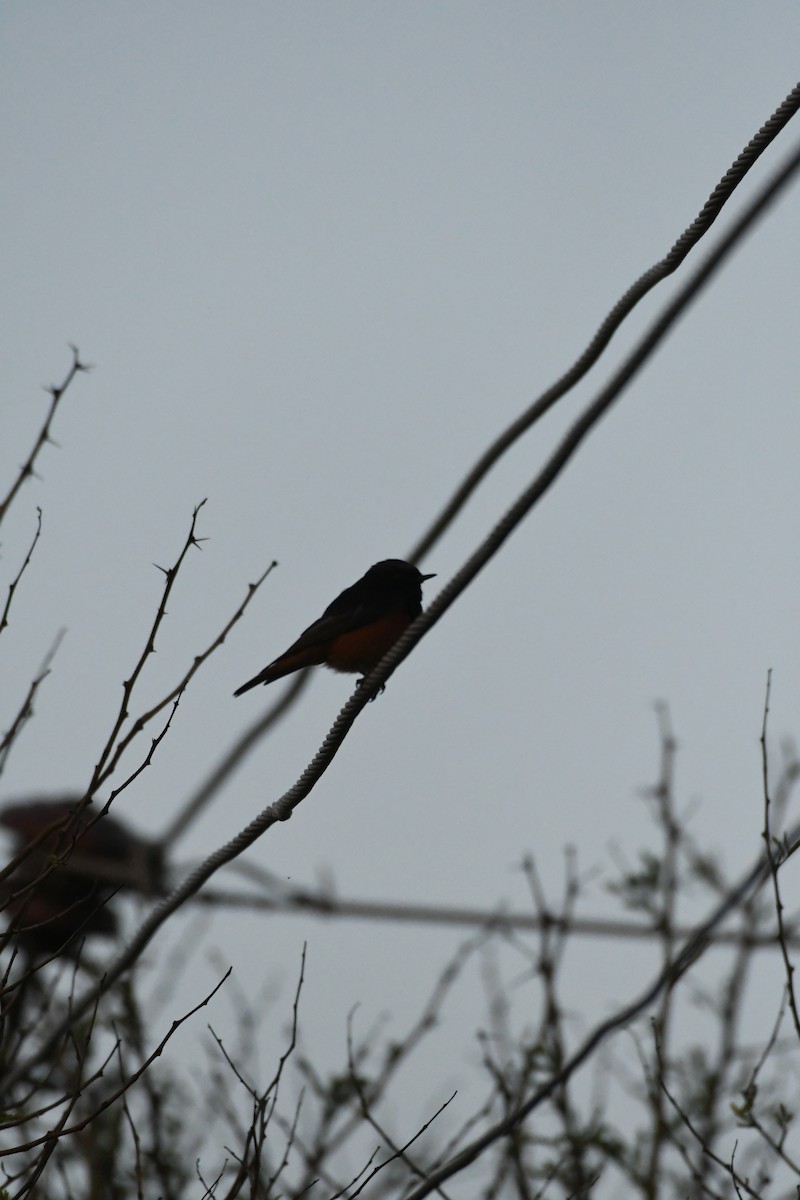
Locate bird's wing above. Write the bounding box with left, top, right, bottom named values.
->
left=233, top=580, right=390, bottom=695
left=276, top=585, right=386, bottom=660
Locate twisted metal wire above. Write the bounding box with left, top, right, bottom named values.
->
left=409, top=80, right=800, bottom=564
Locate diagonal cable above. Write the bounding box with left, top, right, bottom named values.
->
left=410, top=80, right=800, bottom=563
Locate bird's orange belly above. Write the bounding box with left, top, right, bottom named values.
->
left=325, top=611, right=412, bottom=674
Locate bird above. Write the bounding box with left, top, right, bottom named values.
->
left=0, top=796, right=165, bottom=957
left=234, top=559, right=435, bottom=696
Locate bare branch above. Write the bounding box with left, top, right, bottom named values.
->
left=1, top=970, right=230, bottom=1158
left=0, top=345, right=90, bottom=529
left=87, top=500, right=209, bottom=795
left=98, top=557, right=278, bottom=798
left=400, top=820, right=800, bottom=1199
left=0, top=630, right=65, bottom=781
left=760, top=668, right=800, bottom=1042
left=1, top=508, right=42, bottom=638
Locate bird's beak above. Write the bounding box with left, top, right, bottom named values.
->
left=420, top=572, right=436, bottom=581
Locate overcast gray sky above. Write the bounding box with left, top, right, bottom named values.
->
left=3, top=3, right=800, bottom=1188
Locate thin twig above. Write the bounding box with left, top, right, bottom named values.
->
left=0, top=346, right=90, bottom=529
left=400, top=820, right=800, bottom=1200
left=100, top=558, right=278, bottom=794
left=1, top=970, right=230, bottom=1157
left=87, top=501, right=209, bottom=795
left=0, top=630, right=65, bottom=780
left=655, top=1033, right=761, bottom=1200
left=1, top=508, right=43, bottom=637
left=760, top=669, right=800, bottom=1040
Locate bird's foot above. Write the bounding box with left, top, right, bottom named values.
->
left=356, top=677, right=385, bottom=701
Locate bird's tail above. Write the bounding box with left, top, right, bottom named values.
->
left=233, top=652, right=313, bottom=696
left=233, top=668, right=275, bottom=697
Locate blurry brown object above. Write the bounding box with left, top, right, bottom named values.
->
left=0, top=796, right=165, bottom=957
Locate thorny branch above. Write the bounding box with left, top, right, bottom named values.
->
left=1, top=508, right=42, bottom=638
left=87, top=500, right=209, bottom=797
left=2, top=971, right=230, bottom=1159
left=760, top=669, right=800, bottom=1041
left=0, top=346, right=90, bottom=529
left=0, top=631, right=65, bottom=782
